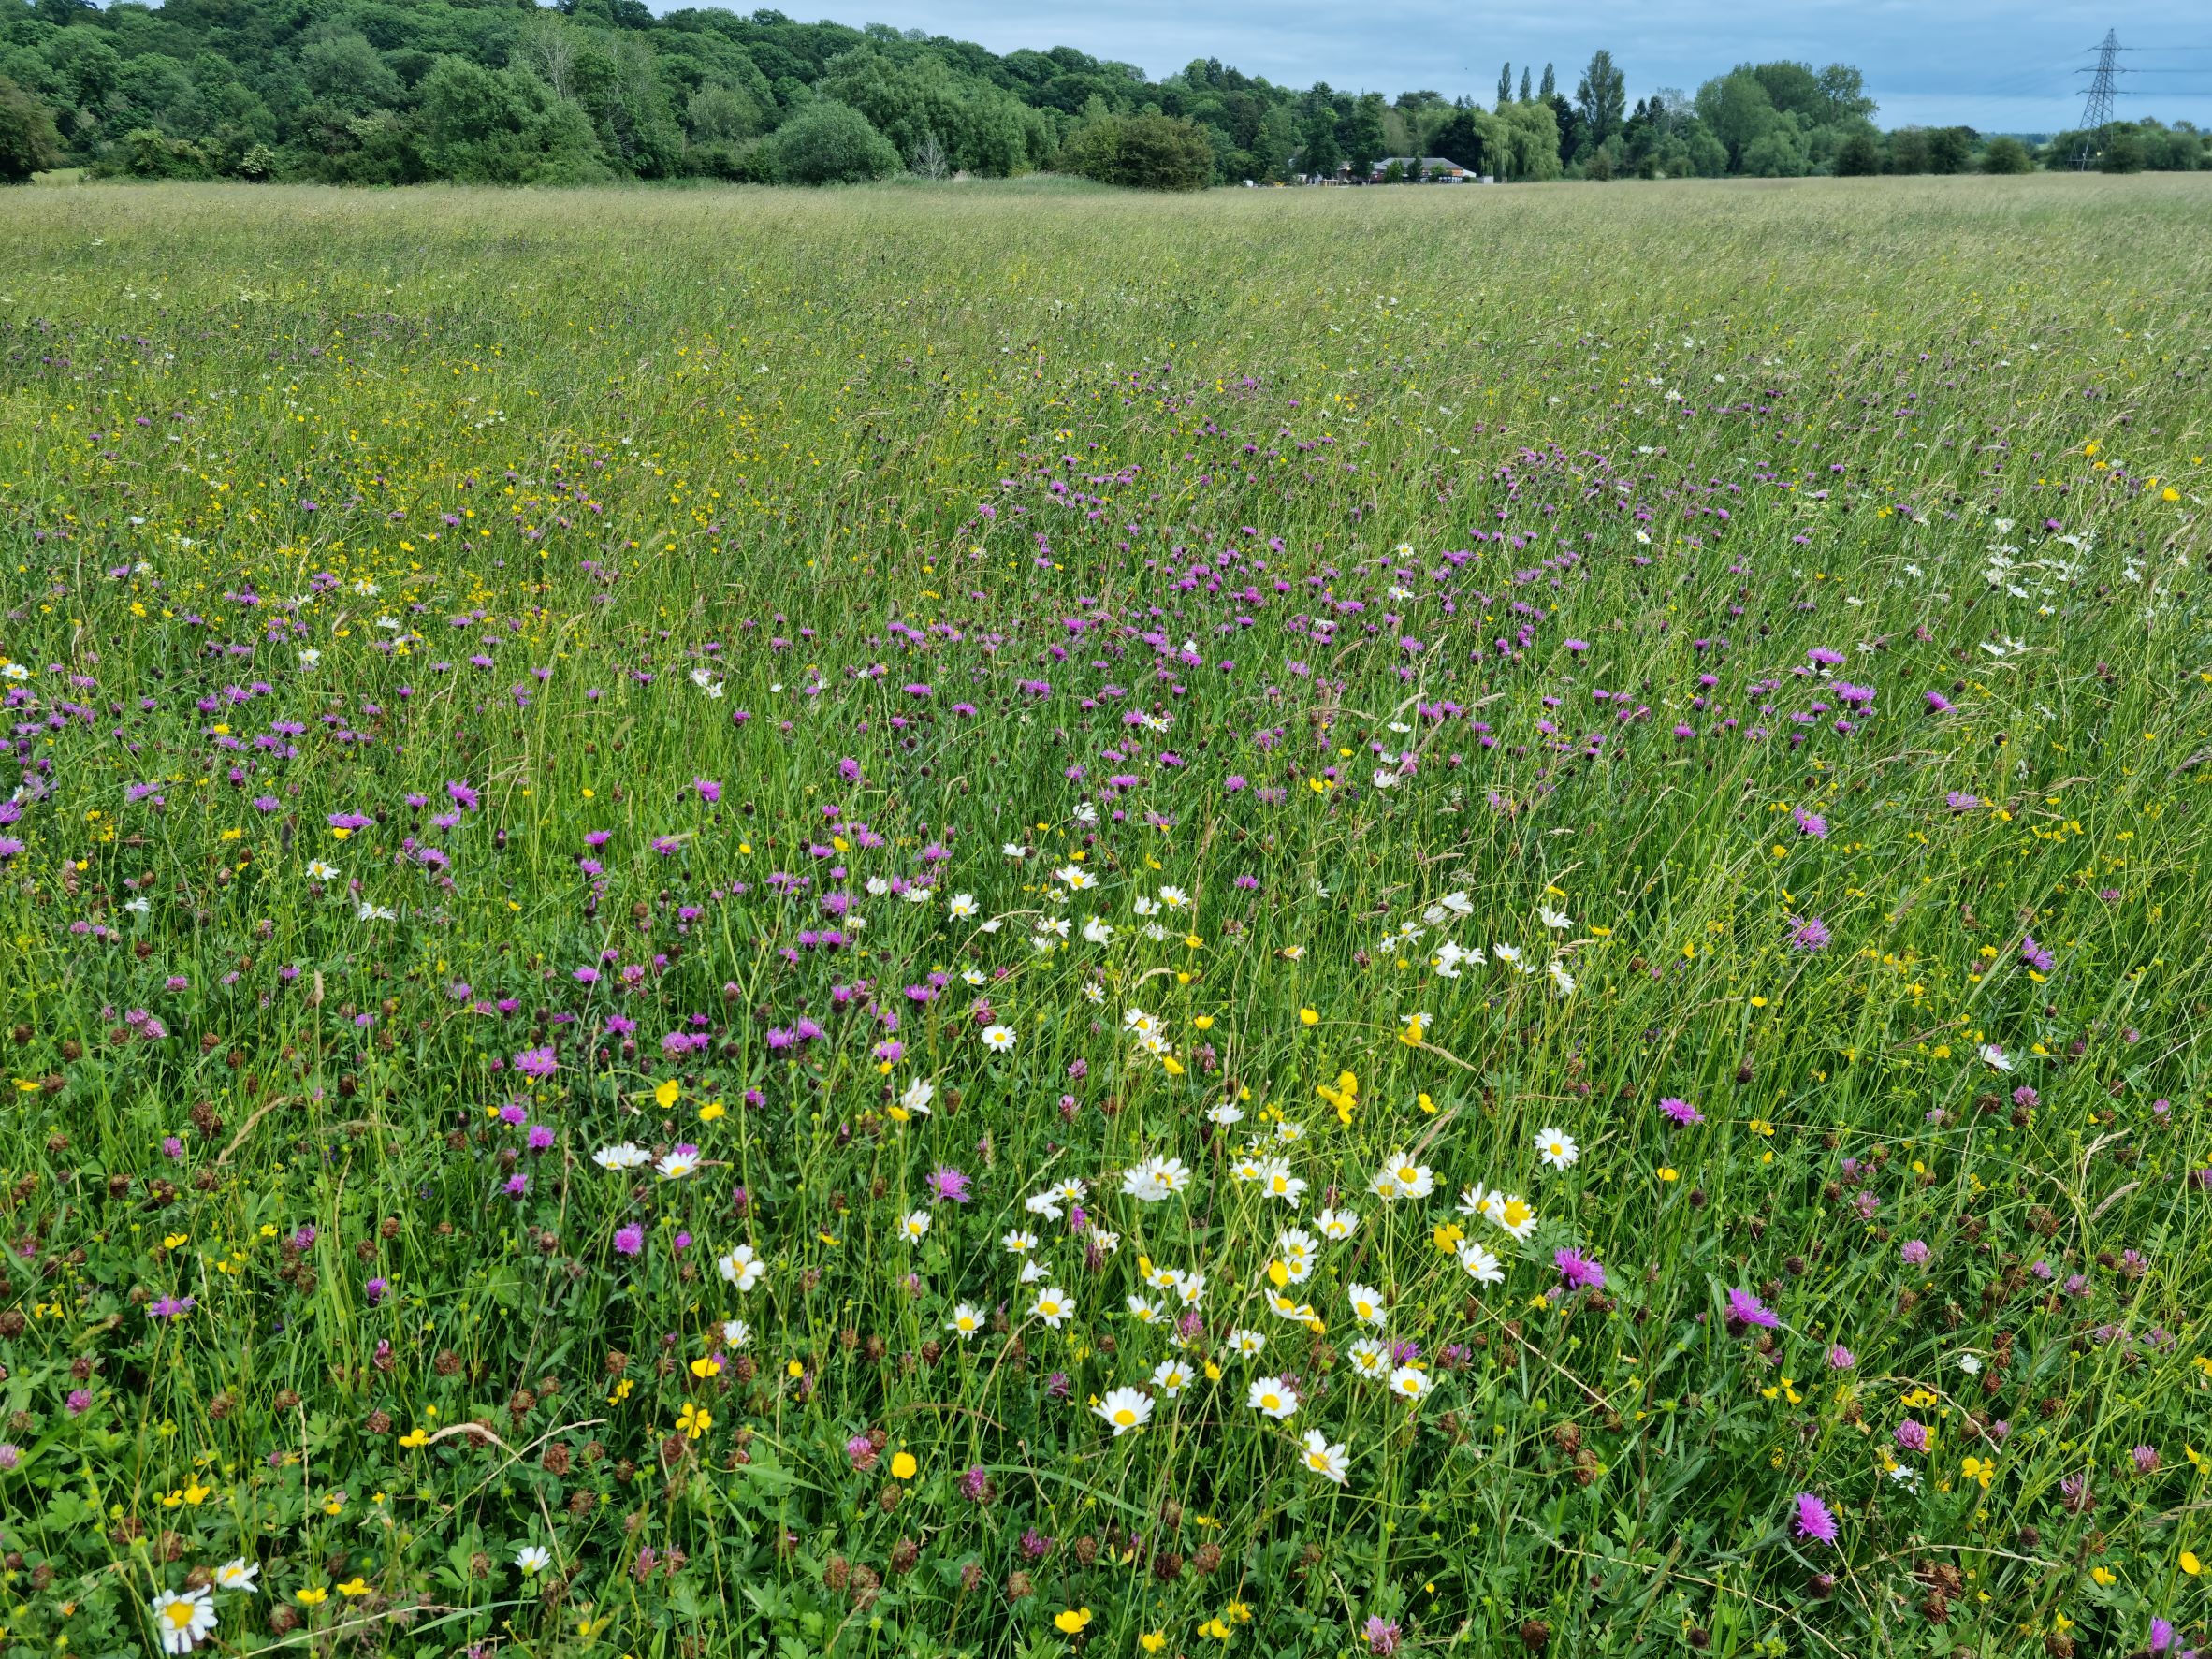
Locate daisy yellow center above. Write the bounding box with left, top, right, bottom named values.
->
left=1113, top=1408, right=1137, bottom=1425
left=165, top=1603, right=196, bottom=1629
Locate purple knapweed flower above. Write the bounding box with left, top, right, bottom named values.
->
left=1793, top=1492, right=1839, bottom=1545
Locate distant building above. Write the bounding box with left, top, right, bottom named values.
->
left=1368, top=156, right=1482, bottom=182
left=1283, top=156, right=1492, bottom=184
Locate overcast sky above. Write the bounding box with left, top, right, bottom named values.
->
left=681, top=1, right=2212, bottom=132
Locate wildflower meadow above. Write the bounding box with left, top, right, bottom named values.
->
left=0, top=173, right=2209, bottom=1659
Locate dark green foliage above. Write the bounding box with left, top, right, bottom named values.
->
left=1061, top=111, right=1213, bottom=190
left=1342, top=91, right=1385, bottom=180
left=1979, top=137, right=2030, bottom=175
left=763, top=96, right=897, bottom=183
left=2097, top=123, right=2146, bottom=174
left=0, top=70, right=63, bottom=181
left=1834, top=130, right=1883, bottom=176
left=1, top=3, right=2198, bottom=189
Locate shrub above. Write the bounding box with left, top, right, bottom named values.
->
left=1832, top=131, right=1882, bottom=176
left=1980, top=137, right=2031, bottom=175
left=1061, top=113, right=1214, bottom=191
left=764, top=100, right=899, bottom=186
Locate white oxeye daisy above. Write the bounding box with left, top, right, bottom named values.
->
left=594, top=1142, right=649, bottom=1171
left=1152, top=1359, right=1192, bottom=1396
left=1346, top=1282, right=1386, bottom=1327
left=1538, top=906, right=1571, bottom=930
left=1208, top=1102, right=1244, bottom=1126
left=947, top=892, right=977, bottom=917
left=515, top=1545, right=552, bottom=1575
left=897, top=1079, right=935, bottom=1117
left=980, top=1025, right=1016, bottom=1053
left=1388, top=1365, right=1433, bottom=1402
left=1347, top=1337, right=1390, bottom=1377
left=1094, top=1386, right=1153, bottom=1435
left=1490, top=1193, right=1537, bottom=1241
left=1126, top=1294, right=1164, bottom=1324
left=149, top=1588, right=216, bottom=1654
left=212, top=1559, right=259, bottom=1593
left=1002, top=1229, right=1038, bottom=1254
left=1300, top=1429, right=1349, bottom=1484
left=655, top=1148, right=699, bottom=1180
left=946, top=1302, right=984, bottom=1338
left=1316, top=1206, right=1360, bottom=1241
left=1534, top=1128, right=1579, bottom=1171
left=1031, top=1287, right=1073, bottom=1328
left=899, top=1210, right=929, bottom=1244
left=1247, top=1377, right=1300, bottom=1419
left=1055, top=864, right=1094, bottom=891
left=1082, top=916, right=1113, bottom=944
left=1457, top=1241, right=1505, bottom=1284
left=717, top=1244, right=765, bottom=1291
left=721, top=1318, right=751, bottom=1347
left=1229, top=1328, right=1266, bottom=1357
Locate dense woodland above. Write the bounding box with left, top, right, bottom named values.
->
left=0, top=0, right=2207, bottom=187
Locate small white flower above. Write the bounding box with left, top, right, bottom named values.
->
left=1978, top=1042, right=2013, bottom=1071
left=655, top=1148, right=699, bottom=1180
left=1346, top=1282, right=1387, bottom=1327
left=1082, top=916, right=1114, bottom=944
left=306, top=859, right=338, bottom=881
left=947, top=892, right=977, bottom=917
left=898, top=1079, right=934, bottom=1116
left=1388, top=1365, right=1433, bottom=1402
left=899, top=1209, right=930, bottom=1244
left=212, top=1559, right=259, bottom=1594
left=1094, top=1386, right=1154, bottom=1435
left=149, top=1588, right=216, bottom=1654
left=717, top=1243, right=765, bottom=1291
left=1055, top=864, right=1094, bottom=891
left=721, top=1318, right=751, bottom=1348
left=1457, top=1241, right=1505, bottom=1284
left=515, top=1545, right=552, bottom=1576
left=593, top=1142, right=650, bottom=1171
left=1246, top=1377, right=1300, bottom=1419
left=1538, top=906, right=1571, bottom=930
left=1299, top=1429, right=1349, bottom=1483
left=945, top=1302, right=985, bottom=1338
left=1316, top=1206, right=1360, bottom=1241
left=980, top=1024, right=1015, bottom=1053
left=1534, top=1128, right=1579, bottom=1171
left=1152, top=1359, right=1192, bottom=1396
left=1030, top=1287, right=1074, bottom=1328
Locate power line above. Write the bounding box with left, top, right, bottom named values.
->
left=2074, top=29, right=2122, bottom=166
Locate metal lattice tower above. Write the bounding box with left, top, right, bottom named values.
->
left=2074, top=30, right=2123, bottom=167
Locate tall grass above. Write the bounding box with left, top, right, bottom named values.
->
left=0, top=173, right=2207, bottom=1659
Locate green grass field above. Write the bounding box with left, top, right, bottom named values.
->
left=0, top=173, right=2209, bottom=1659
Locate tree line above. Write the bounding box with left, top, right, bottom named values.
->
left=1, top=0, right=2205, bottom=188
